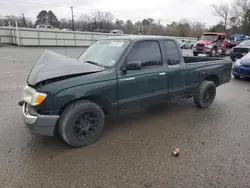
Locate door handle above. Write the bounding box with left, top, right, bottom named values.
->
left=159, top=72, right=166, bottom=76
left=120, top=77, right=135, bottom=81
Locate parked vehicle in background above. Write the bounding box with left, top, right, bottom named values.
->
left=94, top=29, right=109, bottom=33
left=232, top=52, right=250, bottom=79
left=226, top=39, right=234, bottom=48
left=77, top=29, right=89, bottom=32
left=230, top=34, right=248, bottom=47
left=193, top=32, right=227, bottom=57
left=180, top=40, right=196, bottom=49
left=61, top=28, right=72, bottom=31
left=187, top=40, right=196, bottom=49
left=178, top=39, right=188, bottom=49
left=110, top=29, right=124, bottom=34
left=19, top=36, right=232, bottom=147
left=230, top=40, right=250, bottom=61
left=36, top=24, right=55, bottom=29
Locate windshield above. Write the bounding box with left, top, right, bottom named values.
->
left=201, top=34, right=218, bottom=41
left=238, top=40, right=250, bottom=46
left=78, top=39, right=130, bottom=67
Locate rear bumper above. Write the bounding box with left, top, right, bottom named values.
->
left=22, top=103, right=59, bottom=136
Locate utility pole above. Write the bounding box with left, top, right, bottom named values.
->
left=94, top=17, right=97, bottom=30
left=21, top=13, right=26, bottom=28
left=70, top=6, right=75, bottom=31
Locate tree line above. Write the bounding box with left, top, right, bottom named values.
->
left=2, top=0, right=250, bottom=37
left=0, top=11, right=207, bottom=37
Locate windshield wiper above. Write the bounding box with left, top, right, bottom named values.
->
left=84, top=60, right=100, bottom=66
left=84, top=61, right=108, bottom=68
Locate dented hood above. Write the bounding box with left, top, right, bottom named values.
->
left=27, top=50, right=105, bottom=85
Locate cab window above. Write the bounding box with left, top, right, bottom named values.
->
left=127, top=41, right=162, bottom=67
left=163, top=40, right=180, bottom=65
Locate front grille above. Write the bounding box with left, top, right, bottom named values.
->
left=196, top=43, right=205, bottom=48
left=233, top=48, right=249, bottom=53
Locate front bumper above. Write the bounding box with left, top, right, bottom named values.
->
left=193, top=47, right=211, bottom=54
left=232, top=66, right=250, bottom=78
left=22, top=103, right=59, bottom=136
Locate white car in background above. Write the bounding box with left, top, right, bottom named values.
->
left=178, top=39, right=196, bottom=49
left=110, top=29, right=124, bottom=34
left=36, top=24, right=59, bottom=30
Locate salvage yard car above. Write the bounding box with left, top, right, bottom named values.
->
left=230, top=40, right=250, bottom=61
left=193, top=32, right=227, bottom=57
left=19, top=36, right=232, bottom=147
left=232, top=52, right=250, bottom=79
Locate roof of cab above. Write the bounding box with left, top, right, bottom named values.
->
left=103, top=35, right=176, bottom=41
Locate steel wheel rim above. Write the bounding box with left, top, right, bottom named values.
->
left=73, top=112, right=98, bottom=140
left=203, top=88, right=215, bottom=104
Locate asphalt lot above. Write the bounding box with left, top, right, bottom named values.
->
left=0, top=45, right=250, bottom=188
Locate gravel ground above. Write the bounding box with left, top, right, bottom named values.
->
left=0, top=45, right=250, bottom=188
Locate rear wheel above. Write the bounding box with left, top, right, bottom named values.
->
left=193, top=52, right=199, bottom=56
left=59, top=100, right=105, bottom=147
left=194, top=81, right=216, bottom=108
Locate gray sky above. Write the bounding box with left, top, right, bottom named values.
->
left=1, top=0, right=230, bottom=26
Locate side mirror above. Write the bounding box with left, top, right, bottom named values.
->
left=126, top=61, right=142, bottom=70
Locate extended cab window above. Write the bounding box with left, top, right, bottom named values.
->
left=127, top=41, right=162, bottom=67
left=163, top=40, right=180, bottom=65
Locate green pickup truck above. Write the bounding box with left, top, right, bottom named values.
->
left=19, top=36, right=232, bottom=147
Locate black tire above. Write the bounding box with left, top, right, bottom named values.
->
left=209, top=48, right=217, bottom=57
left=234, top=74, right=240, bottom=79
left=59, top=100, right=105, bottom=147
left=194, top=81, right=216, bottom=108
left=231, top=57, right=235, bottom=61
left=193, top=52, right=199, bottom=56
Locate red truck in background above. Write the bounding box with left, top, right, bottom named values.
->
left=193, top=32, right=227, bottom=57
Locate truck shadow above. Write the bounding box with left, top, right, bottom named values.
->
left=105, top=99, right=196, bottom=131
left=26, top=99, right=198, bottom=150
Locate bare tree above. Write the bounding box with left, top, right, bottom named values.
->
left=231, top=0, right=250, bottom=34
left=92, top=11, right=114, bottom=30
left=228, top=16, right=241, bottom=33
left=232, top=0, right=250, bottom=18
left=212, top=2, right=230, bottom=32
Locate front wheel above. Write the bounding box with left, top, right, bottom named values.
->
left=194, top=81, right=216, bottom=108
left=209, top=48, right=217, bottom=57
left=59, top=100, right=105, bottom=147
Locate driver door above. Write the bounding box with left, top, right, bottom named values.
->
left=117, top=40, right=168, bottom=114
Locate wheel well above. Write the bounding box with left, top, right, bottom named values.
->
left=204, top=75, right=219, bottom=86
left=58, top=95, right=111, bottom=116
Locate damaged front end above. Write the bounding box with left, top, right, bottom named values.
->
left=27, top=50, right=105, bottom=86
